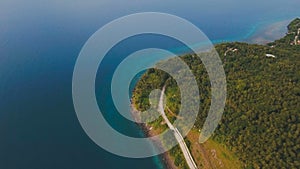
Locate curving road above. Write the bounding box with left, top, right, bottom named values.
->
left=158, top=86, right=198, bottom=169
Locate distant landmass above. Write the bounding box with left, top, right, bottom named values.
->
left=132, top=18, right=300, bottom=169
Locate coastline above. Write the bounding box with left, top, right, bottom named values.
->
left=130, top=103, right=178, bottom=169
left=129, top=18, right=288, bottom=168
left=129, top=18, right=299, bottom=169
left=245, top=19, right=292, bottom=44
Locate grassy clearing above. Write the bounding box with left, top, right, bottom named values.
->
left=187, top=130, right=243, bottom=169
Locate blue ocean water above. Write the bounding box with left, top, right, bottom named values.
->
left=0, top=1, right=299, bottom=169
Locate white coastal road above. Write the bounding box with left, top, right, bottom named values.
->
left=158, top=86, right=198, bottom=169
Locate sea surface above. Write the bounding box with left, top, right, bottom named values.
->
left=0, top=0, right=299, bottom=169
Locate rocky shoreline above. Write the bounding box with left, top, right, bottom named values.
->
left=130, top=103, right=177, bottom=169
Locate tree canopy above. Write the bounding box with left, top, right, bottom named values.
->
left=132, top=18, right=300, bottom=169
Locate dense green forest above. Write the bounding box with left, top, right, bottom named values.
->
left=132, top=19, right=300, bottom=168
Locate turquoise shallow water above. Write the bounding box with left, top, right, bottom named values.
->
left=0, top=1, right=299, bottom=168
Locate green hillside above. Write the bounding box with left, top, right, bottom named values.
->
left=132, top=19, right=300, bottom=169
